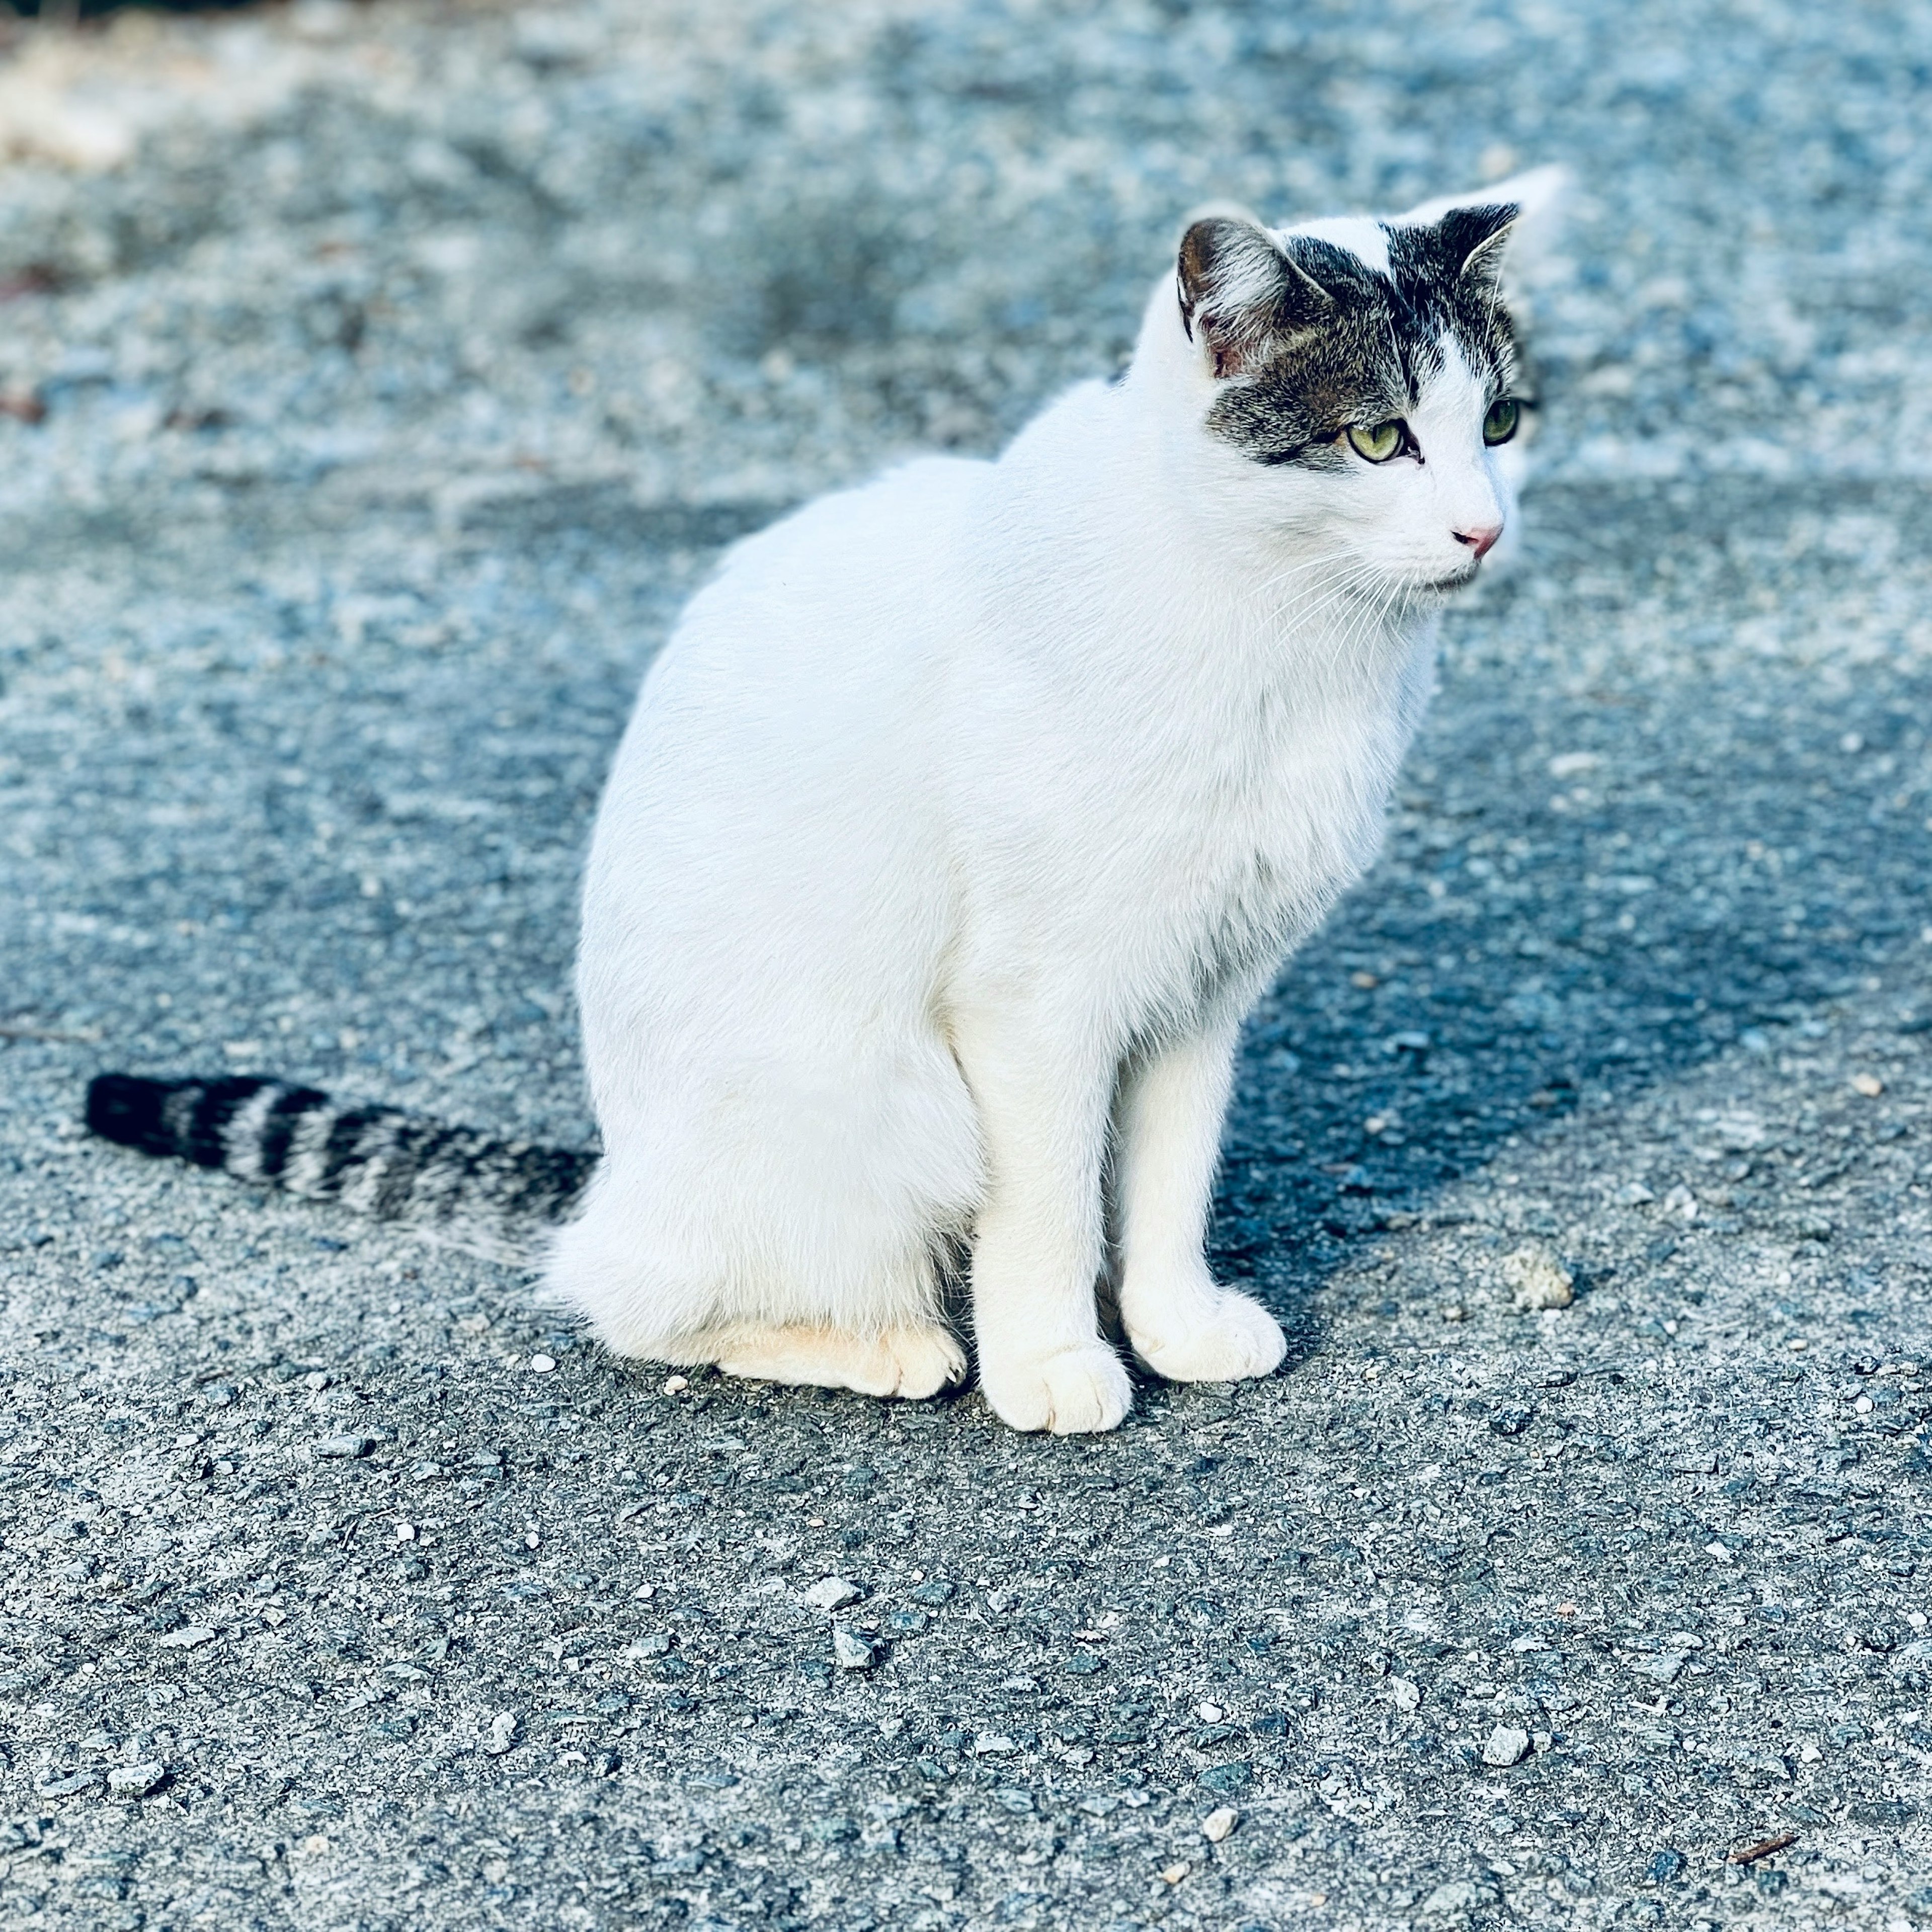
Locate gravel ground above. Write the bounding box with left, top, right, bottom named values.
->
left=2, top=2, right=1931, bottom=1928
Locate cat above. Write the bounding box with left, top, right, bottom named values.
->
left=88, top=168, right=1563, bottom=1434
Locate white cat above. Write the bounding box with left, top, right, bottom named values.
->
left=87, top=171, right=1563, bottom=1434
left=544, top=171, right=1565, bottom=1432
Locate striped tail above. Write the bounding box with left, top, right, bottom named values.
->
left=85, top=1073, right=595, bottom=1263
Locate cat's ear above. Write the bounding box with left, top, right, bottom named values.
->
left=1437, top=203, right=1521, bottom=293
left=1399, top=166, right=1569, bottom=301
left=1176, top=213, right=1334, bottom=380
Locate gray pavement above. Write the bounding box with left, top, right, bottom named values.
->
left=1, top=2, right=1929, bottom=1927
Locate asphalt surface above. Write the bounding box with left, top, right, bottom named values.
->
left=1, top=3, right=1930, bottom=1928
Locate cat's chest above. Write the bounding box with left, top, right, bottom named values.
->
left=957, top=616, right=1429, bottom=1011
left=1129, top=680, right=1408, bottom=886
left=1102, top=662, right=1423, bottom=1010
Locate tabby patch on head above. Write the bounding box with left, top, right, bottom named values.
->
left=1177, top=202, right=1523, bottom=470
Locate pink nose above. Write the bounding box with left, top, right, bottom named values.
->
left=1454, top=522, right=1502, bottom=559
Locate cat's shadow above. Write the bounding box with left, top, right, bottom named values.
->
left=1204, top=478, right=1932, bottom=1352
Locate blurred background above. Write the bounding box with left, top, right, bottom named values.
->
left=0, top=0, right=1924, bottom=525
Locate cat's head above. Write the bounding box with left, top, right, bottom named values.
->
left=1136, top=169, right=1566, bottom=598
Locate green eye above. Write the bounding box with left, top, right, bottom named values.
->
left=1483, top=397, right=1521, bottom=446
left=1346, top=420, right=1405, bottom=463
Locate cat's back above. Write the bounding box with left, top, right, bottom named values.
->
left=588, top=454, right=993, bottom=935
left=595, top=455, right=990, bottom=829
left=677, top=453, right=990, bottom=662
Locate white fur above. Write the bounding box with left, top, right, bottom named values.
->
left=545, top=185, right=1552, bottom=1432
left=1294, top=214, right=1392, bottom=275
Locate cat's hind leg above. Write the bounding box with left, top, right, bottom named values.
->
left=667, top=1322, right=967, bottom=1399
left=542, top=1061, right=980, bottom=1403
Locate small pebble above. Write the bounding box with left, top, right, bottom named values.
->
left=529, top=1354, right=556, bottom=1373
left=831, top=1626, right=876, bottom=1670
left=1850, top=1072, right=1884, bottom=1097
left=484, top=1711, right=519, bottom=1755
left=1500, top=1241, right=1574, bottom=1311
left=1160, top=1862, right=1189, bottom=1885
left=803, top=1575, right=861, bottom=1611
left=1483, top=1725, right=1532, bottom=1767
left=394, top=1522, right=416, bottom=1542
left=1390, top=1676, right=1421, bottom=1712
left=662, top=1375, right=689, bottom=1395
left=312, top=1435, right=378, bottom=1460
left=36, top=1770, right=102, bottom=1798
left=156, top=1626, right=217, bottom=1649
left=107, top=1762, right=168, bottom=1798
left=1201, top=1806, right=1239, bottom=1842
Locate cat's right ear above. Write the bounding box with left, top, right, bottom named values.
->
left=1176, top=214, right=1332, bottom=380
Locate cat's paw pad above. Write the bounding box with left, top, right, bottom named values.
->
left=979, top=1344, right=1134, bottom=1434
left=1129, top=1290, right=1286, bottom=1384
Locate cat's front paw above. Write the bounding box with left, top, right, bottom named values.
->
left=979, top=1343, right=1134, bottom=1434
left=1128, top=1287, right=1286, bottom=1384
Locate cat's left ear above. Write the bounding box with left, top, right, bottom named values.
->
left=1400, top=165, right=1570, bottom=302
left=1175, top=211, right=1335, bottom=379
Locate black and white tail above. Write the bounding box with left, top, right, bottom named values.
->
left=85, top=1073, right=595, bottom=1263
